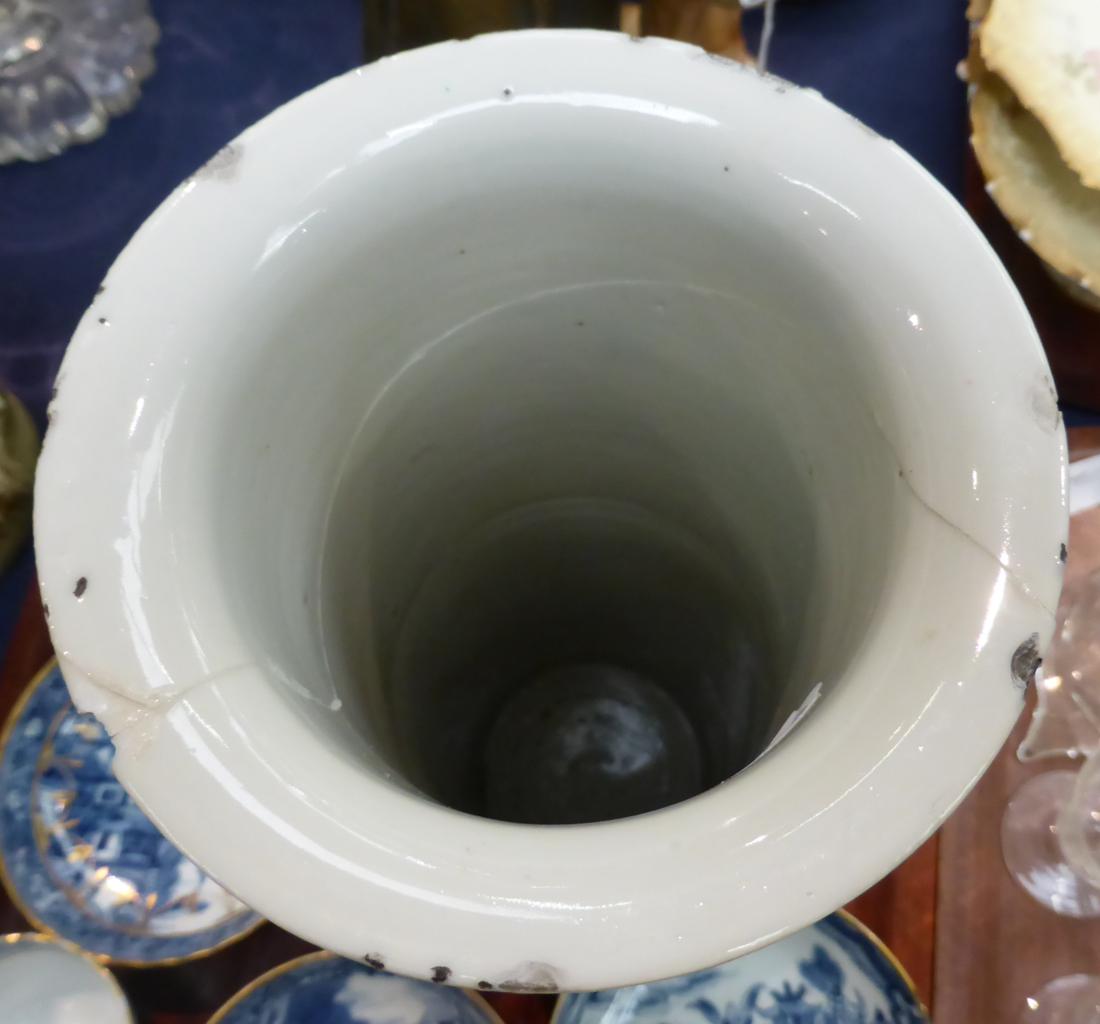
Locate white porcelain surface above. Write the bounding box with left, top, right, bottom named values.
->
left=0, top=934, right=131, bottom=1024
left=35, top=30, right=1067, bottom=991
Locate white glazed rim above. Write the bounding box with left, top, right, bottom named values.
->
left=35, top=31, right=1066, bottom=991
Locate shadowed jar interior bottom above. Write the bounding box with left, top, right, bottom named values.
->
left=389, top=495, right=776, bottom=823
left=483, top=664, right=705, bottom=825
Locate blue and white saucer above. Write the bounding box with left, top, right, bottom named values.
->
left=209, top=953, right=505, bottom=1024
left=555, top=912, right=927, bottom=1024
left=0, top=661, right=264, bottom=965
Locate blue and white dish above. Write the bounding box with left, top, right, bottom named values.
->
left=555, top=912, right=927, bottom=1024
left=209, top=953, right=504, bottom=1024
left=0, top=661, right=264, bottom=965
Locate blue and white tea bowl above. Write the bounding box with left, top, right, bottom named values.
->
left=554, top=912, right=927, bottom=1024
left=210, top=952, right=505, bottom=1024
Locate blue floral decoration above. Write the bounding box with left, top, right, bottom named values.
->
left=556, top=914, right=926, bottom=1024
left=0, top=664, right=263, bottom=963
left=215, top=956, right=499, bottom=1024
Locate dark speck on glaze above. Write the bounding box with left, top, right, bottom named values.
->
left=74, top=577, right=87, bottom=599
left=430, top=966, right=451, bottom=983
left=1011, top=633, right=1042, bottom=691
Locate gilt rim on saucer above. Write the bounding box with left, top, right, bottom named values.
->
left=0, top=659, right=265, bottom=967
